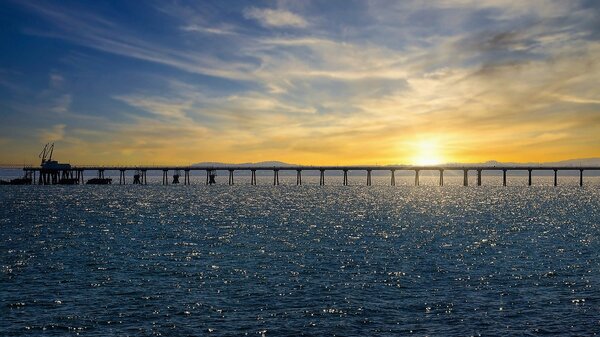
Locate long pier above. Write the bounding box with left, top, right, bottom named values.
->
left=18, top=165, right=600, bottom=186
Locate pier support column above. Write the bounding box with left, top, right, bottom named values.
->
left=503, top=170, right=507, bottom=187
left=206, top=170, right=209, bottom=185
left=163, top=170, right=169, bottom=185
left=415, top=170, right=420, bottom=186
left=228, top=170, right=234, bottom=185
left=251, top=170, right=257, bottom=185
left=143, top=170, right=147, bottom=185
left=528, top=169, right=532, bottom=186
left=439, top=169, right=444, bottom=186
left=580, top=169, right=584, bottom=187
left=367, top=170, right=372, bottom=186
left=343, top=170, right=348, bottom=186
left=553, top=169, right=558, bottom=187
left=184, top=170, right=190, bottom=185
left=463, top=170, right=468, bottom=186
left=296, top=170, right=302, bottom=185
left=273, top=170, right=279, bottom=185
left=391, top=170, right=396, bottom=186
left=320, top=170, right=325, bottom=186
left=477, top=170, right=482, bottom=186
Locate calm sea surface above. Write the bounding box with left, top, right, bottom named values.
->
left=2, top=176, right=600, bottom=336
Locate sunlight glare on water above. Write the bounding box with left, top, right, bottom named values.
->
left=1, top=178, right=600, bottom=335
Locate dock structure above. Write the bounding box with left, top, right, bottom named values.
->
left=18, top=165, right=600, bottom=186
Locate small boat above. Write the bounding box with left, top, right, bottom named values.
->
left=10, top=177, right=33, bottom=185
left=0, top=175, right=33, bottom=185
left=172, top=169, right=181, bottom=184
left=86, top=178, right=112, bottom=185
left=208, top=169, right=217, bottom=185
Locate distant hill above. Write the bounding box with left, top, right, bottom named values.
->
left=192, top=161, right=296, bottom=167
left=193, top=158, right=600, bottom=167
left=440, top=158, right=600, bottom=168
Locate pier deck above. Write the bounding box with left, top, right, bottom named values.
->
left=17, top=165, right=600, bottom=186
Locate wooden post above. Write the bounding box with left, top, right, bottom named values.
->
left=528, top=169, right=532, bottom=186
left=415, top=170, right=420, bottom=186
left=463, top=170, right=468, bottom=186
left=391, top=170, right=395, bottom=186
left=503, top=169, right=507, bottom=187
left=553, top=169, right=558, bottom=187
left=580, top=169, right=584, bottom=187
left=439, top=169, right=444, bottom=186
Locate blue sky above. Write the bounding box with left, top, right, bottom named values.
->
left=1, top=0, right=599, bottom=165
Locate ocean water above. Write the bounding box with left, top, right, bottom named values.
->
left=1, top=177, right=600, bottom=336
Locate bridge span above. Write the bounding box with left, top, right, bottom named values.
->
left=17, top=165, right=600, bottom=186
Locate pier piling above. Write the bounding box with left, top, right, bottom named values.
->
left=367, top=169, right=372, bottom=186
left=119, top=170, right=126, bottom=185
left=415, top=170, right=420, bottom=186
left=296, top=169, right=302, bottom=185
left=554, top=169, right=558, bottom=186
left=228, top=169, right=234, bottom=185
left=580, top=169, right=584, bottom=187
left=528, top=169, right=532, bottom=186
left=463, top=170, right=468, bottom=186
left=391, top=170, right=396, bottom=186
left=477, top=170, right=482, bottom=186
left=343, top=170, right=348, bottom=186
left=163, top=170, right=169, bottom=185
left=439, top=169, right=444, bottom=186
left=319, top=169, right=325, bottom=186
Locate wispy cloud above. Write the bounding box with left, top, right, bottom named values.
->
left=40, top=124, right=66, bottom=142
left=180, top=24, right=237, bottom=35
left=50, top=94, right=72, bottom=114
left=243, top=7, right=308, bottom=28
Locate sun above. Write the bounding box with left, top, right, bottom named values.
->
left=411, top=140, right=444, bottom=166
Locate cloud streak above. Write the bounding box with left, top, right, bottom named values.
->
left=243, top=7, right=308, bottom=28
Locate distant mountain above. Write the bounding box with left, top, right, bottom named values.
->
left=192, top=161, right=296, bottom=167
left=445, top=158, right=600, bottom=167
left=193, top=158, right=600, bottom=167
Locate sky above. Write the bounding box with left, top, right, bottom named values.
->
left=1, top=0, right=599, bottom=166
